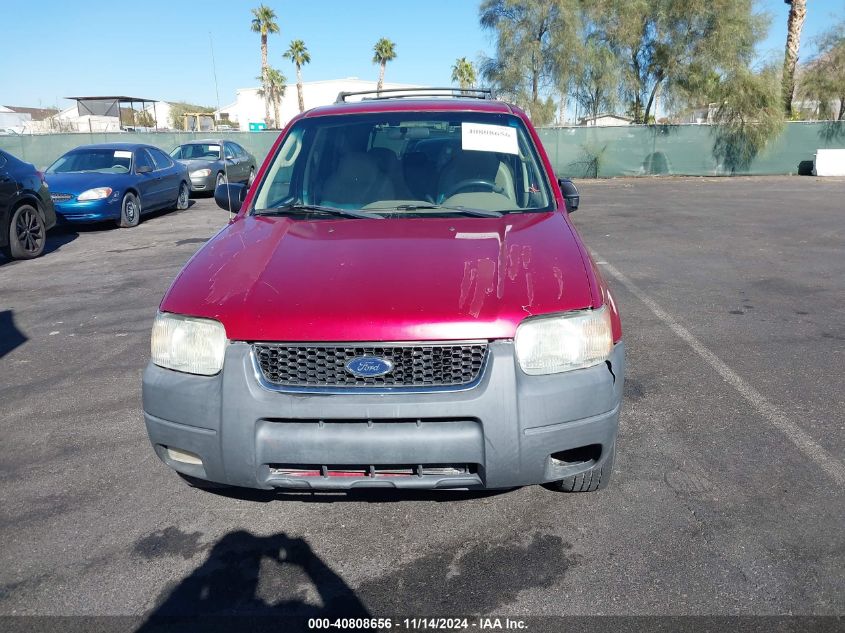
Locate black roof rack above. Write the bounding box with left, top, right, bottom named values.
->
left=335, top=87, right=495, bottom=103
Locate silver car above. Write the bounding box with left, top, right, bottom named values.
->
left=170, top=140, right=256, bottom=193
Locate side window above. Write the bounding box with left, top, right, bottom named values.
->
left=150, top=148, right=173, bottom=170
left=254, top=126, right=304, bottom=208
left=234, top=143, right=247, bottom=158
left=135, top=149, right=154, bottom=172
left=224, top=143, right=236, bottom=159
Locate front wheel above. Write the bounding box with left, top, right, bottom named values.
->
left=175, top=182, right=190, bottom=210
left=215, top=172, right=227, bottom=191
left=117, top=192, right=140, bottom=228
left=2, top=204, right=46, bottom=259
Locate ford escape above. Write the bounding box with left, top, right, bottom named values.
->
left=142, top=88, right=624, bottom=493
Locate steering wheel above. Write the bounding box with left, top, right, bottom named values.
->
left=441, top=178, right=504, bottom=200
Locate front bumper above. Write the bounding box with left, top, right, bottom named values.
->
left=189, top=173, right=216, bottom=192
left=142, top=341, right=624, bottom=490
left=54, top=196, right=120, bottom=223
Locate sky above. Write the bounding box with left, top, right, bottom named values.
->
left=1, top=0, right=843, bottom=112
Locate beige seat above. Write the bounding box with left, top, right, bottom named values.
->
left=319, top=152, right=395, bottom=207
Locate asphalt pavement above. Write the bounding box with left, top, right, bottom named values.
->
left=0, top=177, right=843, bottom=626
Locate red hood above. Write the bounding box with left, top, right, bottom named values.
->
left=160, top=212, right=594, bottom=342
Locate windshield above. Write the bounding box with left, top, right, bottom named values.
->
left=171, top=143, right=222, bottom=160
left=252, top=112, right=552, bottom=217
left=47, top=149, right=132, bottom=174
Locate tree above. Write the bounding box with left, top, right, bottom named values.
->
left=284, top=39, right=311, bottom=113
left=711, top=65, right=784, bottom=173
left=587, top=0, right=767, bottom=124
left=479, top=0, right=578, bottom=124
left=251, top=5, right=280, bottom=127
left=797, top=22, right=845, bottom=120
left=573, top=36, right=620, bottom=122
left=782, top=0, right=807, bottom=117
left=372, top=38, right=397, bottom=93
left=257, top=68, right=287, bottom=128
left=451, top=57, right=477, bottom=92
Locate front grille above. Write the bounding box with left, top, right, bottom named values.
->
left=253, top=342, right=488, bottom=388
left=50, top=193, right=73, bottom=202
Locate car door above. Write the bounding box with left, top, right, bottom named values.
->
left=0, top=152, right=17, bottom=239
left=133, top=148, right=161, bottom=209
left=224, top=143, right=245, bottom=182
left=235, top=143, right=254, bottom=180
left=149, top=148, right=180, bottom=205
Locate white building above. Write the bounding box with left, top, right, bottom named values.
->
left=216, top=78, right=423, bottom=129
left=23, top=100, right=174, bottom=133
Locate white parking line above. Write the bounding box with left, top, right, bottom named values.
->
left=598, top=258, right=845, bottom=486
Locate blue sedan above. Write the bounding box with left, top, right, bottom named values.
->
left=45, top=143, right=190, bottom=228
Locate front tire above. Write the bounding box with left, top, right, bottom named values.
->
left=117, top=192, right=140, bottom=228
left=175, top=182, right=190, bottom=210
left=215, top=172, right=227, bottom=191
left=2, top=204, right=46, bottom=259
left=549, top=442, right=616, bottom=493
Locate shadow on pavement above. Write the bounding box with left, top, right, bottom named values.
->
left=0, top=310, right=27, bottom=358
left=137, top=530, right=370, bottom=632
left=0, top=227, right=79, bottom=267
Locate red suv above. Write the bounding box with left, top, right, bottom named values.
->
left=142, top=88, right=624, bottom=493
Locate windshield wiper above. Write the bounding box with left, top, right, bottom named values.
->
left=391, top=204, right=503, bottom=218
left=256, top=204, right=383, bottom=220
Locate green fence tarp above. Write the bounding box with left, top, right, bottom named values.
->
left=1, top=122, right=843, bottom=178
left=539, top=121, right=845, bottom=177
left=0, top=132, right=278, bottom=173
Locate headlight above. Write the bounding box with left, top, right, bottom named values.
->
left=514, top=306, right=613, bottom=375
left=77, top=187, right=112, bottom=201
left=151, top=312, right=227, bottom=375
left=190, top=168, right=212, bottom=178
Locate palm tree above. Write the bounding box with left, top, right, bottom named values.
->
left=283, top=39, right=311, bottom=113
left=782, top=0, right=807, bottom=116
left=250, top=5, right=280, bottom=126
left=257, top=68, right=287, bottom=128
left=372, top=38, right=397, bottom=94
left=451, top=57, right=477, bottom=93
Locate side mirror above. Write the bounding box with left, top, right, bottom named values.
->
left=558, top=178, right=580, bottom=213
left=215, top=182, right=247, bottom=213
left=136, top=165, right=153, bottom=175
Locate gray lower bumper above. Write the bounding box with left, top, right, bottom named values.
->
left=189, top=174, right=216, bottom=191
left=142, top=341, right=624, bottom=490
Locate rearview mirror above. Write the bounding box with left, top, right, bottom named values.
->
left=136, top=165, right=153, bottom=175
left=558, top=178, right=580, bottom=213
left=215, top=183, right=247, bottom=213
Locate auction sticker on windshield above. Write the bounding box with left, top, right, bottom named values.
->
left=114, top=151, right=132, bottom=158
left=461, top=122, right=518, bottom=155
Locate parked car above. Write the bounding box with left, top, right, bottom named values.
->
left=45, top=143, right=190, bottom=228
left=170, top=139, right=256, bottom=193
left=0, top=149, right=56, bottom=259
left=142, top=88, right=623, bottom=493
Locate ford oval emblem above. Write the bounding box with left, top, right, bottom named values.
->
left=345, top=356, right=393, bottom=378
